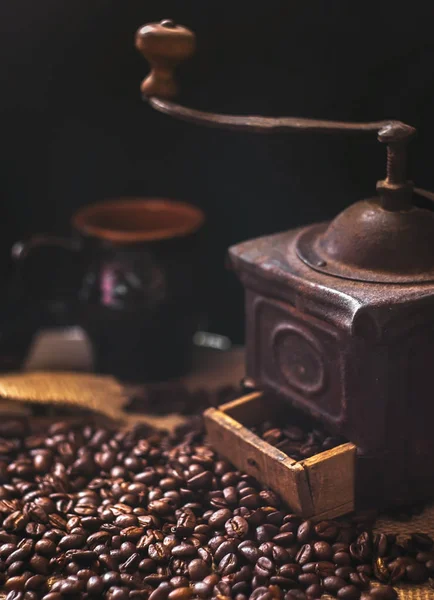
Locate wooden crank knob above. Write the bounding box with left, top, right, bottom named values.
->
left=135, top=19, right=196, bottom=99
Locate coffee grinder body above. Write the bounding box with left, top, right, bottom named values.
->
left=230, top=226, right=434, bottom=509
left=135, top=18, right=434, bottom=510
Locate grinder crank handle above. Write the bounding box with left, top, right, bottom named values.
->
left=135, top=19, right=415, bottom=145
left=136, top=19, right=430, bottom=211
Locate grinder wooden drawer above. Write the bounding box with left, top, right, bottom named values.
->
left=204, top=391, right=356, bottom=520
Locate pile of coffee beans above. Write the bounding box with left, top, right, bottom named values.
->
left=251, top=421, right=347, bottom=461
left=0, top=418, right=432, bottom=600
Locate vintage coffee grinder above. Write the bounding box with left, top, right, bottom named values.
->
left=135, top=19, right=434, bottom=511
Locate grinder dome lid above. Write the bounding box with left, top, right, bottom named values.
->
left=296, top=189, right=434, bottom=284
left=295, top=121, right=434, bottom=284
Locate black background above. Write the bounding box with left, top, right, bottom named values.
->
left=2, top=1, right=434, bottom=345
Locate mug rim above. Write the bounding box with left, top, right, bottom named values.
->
left=72, top=197, right=205, bottom=243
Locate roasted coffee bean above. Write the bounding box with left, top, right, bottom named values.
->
left=171, top=542, right=196, bottom=557
left=5, top=589, right=24, bottom=600
left=4, top=574, right=28, bottom=592
left=406, top=562, right=428, bottom=582
left=196, top=546, right=212, bottom=564
left=388, top=562, right=406, bottom=584
left=337, top=585, right=361, bottom=599
left=149, top=543, right=169, bottom=562
left=271, top=545, right=290, bottom=564
left=297, top=521, right=314, bottom=544
left=334, top=551, right=352, bottom=566
left=169, top=576, right=188, bottom=589
left=60, top=578, right=85, bottom=594
left=188, top=558, right=209, bottom=580
left=0, top=543, right=17, bottom=559
left=48, top=514, right=66, bottom=529
left=218, top=552, right=239, bottom=575
left=115, top=515, right=138, bottom=529
left=415, top=551, right=434, bottom=563
left=225, top=516, right=249, bottom=538
left=103, top=572, right=122, bottom=587
left=29, top=555, right=49, bottom=575
left=86, top=576, right=104, bottom=595
left=6, top=542, right=33, bottom=564
left=6, top=563, right=25, bottom=579
left=298, top=562, right=314, bottom=575
left=249, top=586, right=271, bottom=600
left=149, top=583, right=172, bottom=600
left=186, top=471, right=213, bottom=490
left=65, top=549, right=97, bottom=564
left=120, top=527, right=143, bottom=541
left=58, top=534, right=85, bottom=550
left=296, top=544, right=313, bottom=565
left=272, top=531, right=295, bottom=546
left=298, top=573, right=319, bottom=587
left=350, top=542, right=366, bottom=563
left=313, top=541, right=333, bottom=560
left=256, top=524, right=278, bottom=543
left=305, top=583, right=322, bottom=597
left=268, top=575, right=294, bottom=588
left=208, top=508, right=232, bottom=530
left=357, top=564, right=373, bottom=576
left=238, top=542, right=260, bottom=564
left=174, top=510, right=196, bottom=537
left=192, top=582, right=212, bottom=598
left=374, top=558, right=391, bottom=583
left=4, top=512, right=27, bottom=532
left=374, top=533, right=388, bottom=557
left=214, top=539, right=239, bottom=562
left=285, top=591, right=307, bottom=600
left=255, top=556, right=275, bottom=578
left=148, top=499, right=175, bottom=516
left=349, top=572, right=370, bottom=589
left=106, top=587, right=129, bottom=600
left=263, top=428, right=283, bottom=444
left=324, top=575, right=350, bottom=593
left=25, top=523, right=46, bottom=538
left=335, top=566, right=354, bottom=579
left=24, top=574, right=46, bottom=591
left=315, top=521, right=339, bottom=541
left=168, top=587, right=192, bottom=600
left=279, top=564, right=301, bottom=579
left=368, top=586, right=398, bottom=600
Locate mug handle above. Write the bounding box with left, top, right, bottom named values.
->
left=11, top=235, right=83, bottom=324
left=12, top=235, right=80, bottom=261
left=0, top=235, right=84, bottom=368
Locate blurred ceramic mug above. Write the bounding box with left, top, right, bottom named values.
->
left=13, top=198, right=206, bottom=382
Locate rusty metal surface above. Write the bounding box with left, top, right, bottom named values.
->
left=228, top=229, right=434, bottom=509
left=229, top=228, right=434, bottom=339
left=148, top=98, right=415, bottom=138
left=296, top=200, right=434, bottom=283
